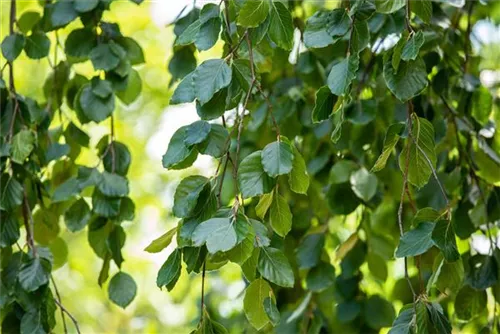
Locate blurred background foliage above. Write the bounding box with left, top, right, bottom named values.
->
left=1, top=0, right=500, bottom=333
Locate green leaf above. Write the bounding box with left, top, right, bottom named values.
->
left=145, top=227, right=177, bottom=253
left=431, top=220, right=459, bottom=262
left=454, top=286, right=487, bottom=320
left=226, top=228, right=255, bottom=265
left=384, top=54, right=428, bottom=102
left=364, top=295, right=395, bottom=329
left=162, top=125, right=197, bottom=170
left=103, top=141, right=131, bottom=176
left=261, top=140, right=294, bottom=177
left=173, top=176, right=208, bottom=218
left=0, top=173, right=23, bottom=211
left=195, top=18, right=221, bottom=51
left=268, top=2, right=294, bottom=50
left=98, top=171, right=129, bottom=197
left=288, top=145, right=309, bottom=194
left=471, top=86, right=492, bottom=125
left=196, top=88, right=227, bottom=120
left=426, top=303, right=452, bottom=334
left=117, top=37, right=145, bottom=65
left=64, top=198, right=91, bottom=232
left=327, top=55, right=359, bottom=96
left=1, top=33, right=25, bottom=62
left=296, top=233, right=324, bottom=269
left=192, top=218, right=237, bottom=254
left=170, top=72, right=195, bottom=105
left=18, top=257, right=50, bottom=292
left=238, top=0, right=270, bottom=28
left=108, top=272, right=137, bottom=308
left=92, top=190, right=121, bottom=217
left=176, top=20, right=201, bottom=46
left=263, top=297, right=280, bottom=326
left=350, top=168, right=377, bottom=201
left=326, top=8, right=351, bottom=37
left=79, top=84, right=115, bottom=123
left=184, top=121, right=211, bottom=146
left=255, top=192, right=273, bottom=220
left=388, top=305, right=414, bottom=334
left=258, top=247, right=294, bottom=287
left=306, top=262, right=335, bottom=291
left=351, top=20, right=370, bottom=54
left=24, top=31, right=50, bottom=59
left=412, top=207, right=440, bottom=226
left=194, top=308, right=229, bottom=334
left=371, top=123, right=405, bottom=172
left=431, top=254, right=464, bottom=293
left=52, top=178, right=81, bottom=203
left=108, top=228, right=127, bottom=267
left=415, top=301, right=431, bottom=334
left=17, top=11, right=41, bottom=34
left=244, top=278, right=274, bottom=330
left=312, top=86, right=337, bottom=123
left=197, top=124, right=228, bottom=158
left=156, top=248, right=182, bottom=290
left=50, top=0, right=78, bottom=27
left=329, top=160, right=358, bottom=184
left=11, top=130, right=35, bottom=164
left=0, top=213, right=20, bottom=247
left=238, top=151, right=275, bottom=199
left=411, top=0, right=432, bottom=23
left=376, top=0, right=405, bottom=13
left=74, top=0, right=99, bottom=12
left=304, top=10, right=336, bottom=48
left=395, top=222, right=434, bottom=258
left=398, top=116, right=437, bottom=188
left=269, top=192, right=292, bottom=237
left=401, top=31, right=425, bottom=61
left=116, top=69, right=142, bottom=105
left=20, top=310, right=45, bottom=334
left=193, top=59, right=232, bottom=105
left=90, top=43, right=122, bottom=71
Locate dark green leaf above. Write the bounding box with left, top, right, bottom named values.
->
left=24, top=31, right=50, bottom=59
left=238, top=151, right=275, bottom=199
left=431, top=220, right=460, bottom=262
left=1, top=33, right=25, bottom=62
left=258, top=247, right=294, bottom=287
left=312, top=86, right=337, bottom=123
left=395, top=222, right=434, bottom=257
left=173, top=176, right=208, bottom=218
left=193, top=59, right=232, bottom=105
left=268, top=2, right=294, bottom=50
left=327, top=55, right=359, bottom=96
left=108, top=272, right=137, bottom=308
left=261, top=140, right=294, bottom=177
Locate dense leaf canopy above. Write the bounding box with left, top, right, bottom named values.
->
left=1, top=0, right=500, bottom=333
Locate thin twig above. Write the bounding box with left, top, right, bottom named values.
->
left=22, top=189, right=37, bottom=257
left=54, top=299, right=81, bottom=334
left=50, top=276, right=68, bottom=334
left=110, top=115, right=116, bottom=173
left=200, top=261, right=206, bottom=319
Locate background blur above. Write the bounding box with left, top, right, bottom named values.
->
left=1, top=1, right=500, bottom=333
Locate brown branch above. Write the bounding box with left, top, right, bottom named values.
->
left=22, top=189, right=36, bottom=257
left=464, top=1, right=474, bottom=73
left=200, top=261, right=206, bottom=319
left=50, top=276, right=68, bottom=334
left=53, top=299, right=81, bottom=334
left=110, top=115, right=116, bottom=173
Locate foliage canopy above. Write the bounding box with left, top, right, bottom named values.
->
left=1, top=0, right=500, bottom=333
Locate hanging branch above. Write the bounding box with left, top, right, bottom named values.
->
left=50, top=276, right=68, bottom=334
left=7, top=0, right=19, bottom=143
left=22, top=189, right=37, bottom=257
left=200, top=261, right=207, bottom=319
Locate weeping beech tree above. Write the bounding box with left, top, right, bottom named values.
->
left=1, top=0, right=500, bottom=333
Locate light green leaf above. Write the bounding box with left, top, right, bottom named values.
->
left=108, top=272, right=137, bottom=308
left=17, top=11, right=41, bottom=34
left=258, top=247, right=294, bottom=287
left=371, top=123, right=405, bottom=172
left=145, top=227, right=177, bottom=253
left=11, top=130, right=35, bottom=164
left=269, top=192, right=292, bottom=237
left=261, top=140, right=294, bottom=177
left=193, top=59, right=232, bottom=105
left=192, top=217, right=237, bottom=254
left=312, top=86, right=337, bottom=123
left=173, top=175, right=208, bottom=218
left=256, top=192, right=274, bottom=220
left=268, top=2, right=294, bottom=50
left=288, top=145, right=309, bottom=194
left=432, top=220, right=460, bottom=262
left=384, top=54, right=428, bottom=102
left=238, top=151, right=275, bottom=199
left=401, top=31, right=425, bottom=61
left=376, top=0, right=405, bottom=13
left=226, top=228, right=255, bottom=264
left=471, top=86, right=492, bottom=125
left=395, top=222, right=434, bottom=258
left=327, top=55, right=359, bottom=96
left=243, top=278, right=273, bottom=330
left=411, top=0, right=432, bottom=23
left=350, top=168, right=377, bottom=201
left=399, top=116, right=437, bottom=188
left=238, top=0, right=270, bottom=28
